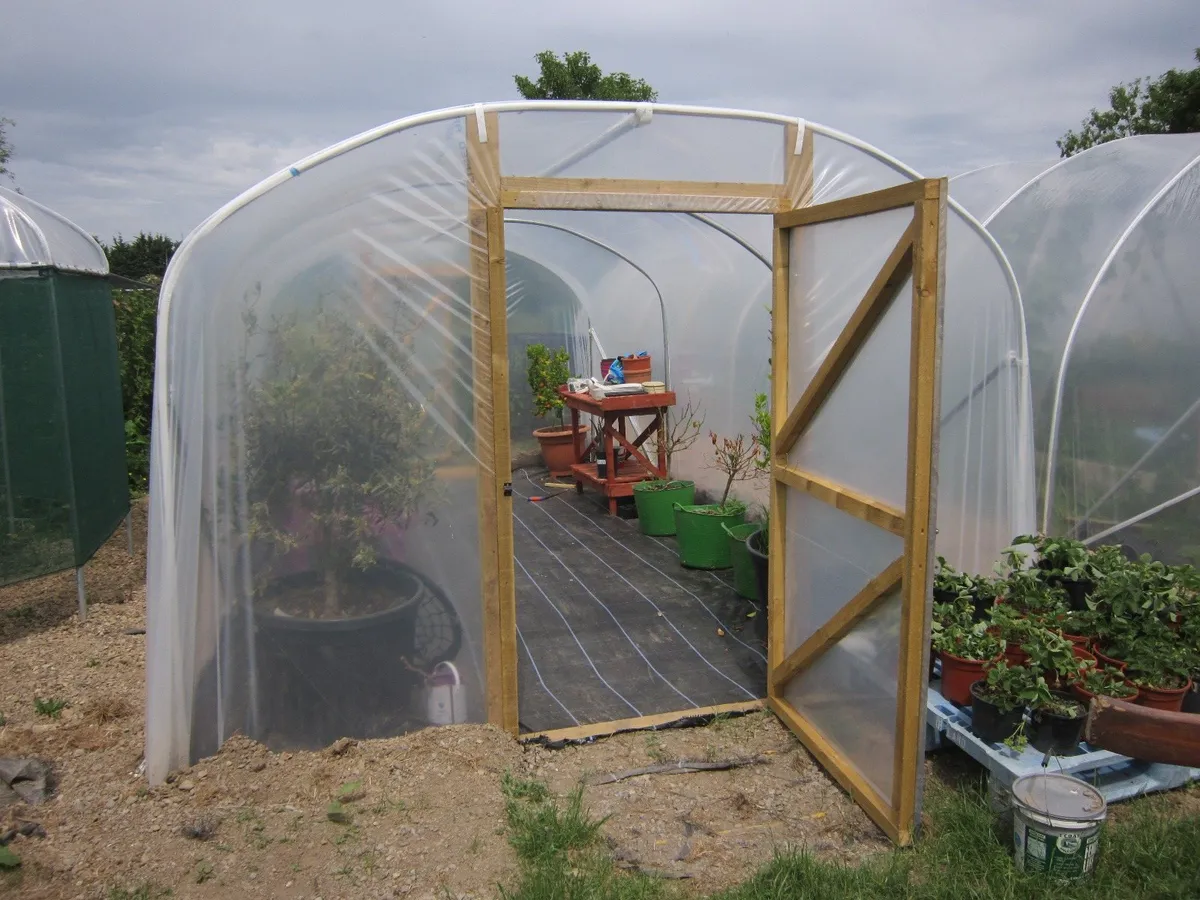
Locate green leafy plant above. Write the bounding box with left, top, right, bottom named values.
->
left=1124, top=637, right=1193, bottom=691
left=525, top=343, right=571, bottom=430
left=931, top=619, right=1000, bottom=662
left=1036, top=695, right=1086, bottom=719
left=974, top=661, right=1044, bottom=714
left=112, top=278, right=161, bottom=494
left=34, top=697, right=67, bottom=718
left=1073, top=662, right=1138, bottom=699
left=751, top=391, right=771, bottom=473
left=242, top=304, right=439, bottom=616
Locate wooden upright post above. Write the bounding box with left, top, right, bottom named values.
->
left=466, top=109, right=517, bottom=732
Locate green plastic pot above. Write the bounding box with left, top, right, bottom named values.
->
left=632, top=480, right=696, bottom=536
left=724, top=522, right=760, bottom=599
left=674, top=502, right=746, bottom=569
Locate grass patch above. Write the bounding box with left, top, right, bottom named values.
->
left=498, top=768, right=1200, bottom=900
left=713, top=779, right=1200, bottom=900
left=498, top=772, right=669, bottom=899
left=33, top=697, right=68, bottom=718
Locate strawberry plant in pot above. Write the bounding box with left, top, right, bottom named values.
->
left=1123, top=636, right=1194, bottom=712
left=243, top=305, right=460, bottom=748
left=1018, top=533, right=1097, bottom=610
left=526, top=343, right=585, bottom=476
left=934, top=557, right=996, bottom=623
left=1029, top=691, right=1087, bottom=756
left=969, top=661, right=1041, bottom=746
left=673, top=429, right=761, bottom=570
left=932, top=615, right=1001, bottom=707
left=1069, top=661, right=1139, bottom=705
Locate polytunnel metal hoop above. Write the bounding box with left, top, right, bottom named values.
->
left=1040, top=152, right=1200, bottom=531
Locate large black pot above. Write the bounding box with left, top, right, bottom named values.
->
left=1030, top=692, right=1086, bottom=755
left=746, top=528, right=768, bottom=646
left=253, top=559, right=462, bottom=749
left=969, top=680, right=1025, bottom=745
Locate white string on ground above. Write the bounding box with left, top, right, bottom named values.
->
left=521, top=471, right=766, bottom=665
left=513, top=549, right=642, bottom=717
left=512, top=504, right=696, bottom=708
left=516, top=485, right=757, bottom=701
left=515, top=622, right=581, bottom=726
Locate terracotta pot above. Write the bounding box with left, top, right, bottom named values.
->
left=533, top=424, right=588, bottom=477
left=1061, top=632, right=1091, bottom=649
left=1071, top=680, right=1139, bottom=705
left=939, top=650, right=988, bottom=707
left=987, top=626, right=1030, bottom=666
left=619, top=354, right=652, bottom=383
left=1093, top=646, right=1128, bottom=672
left=1048, top=647, right=1096, bottom=690
left=1132, top=677, right=1193, bottom=713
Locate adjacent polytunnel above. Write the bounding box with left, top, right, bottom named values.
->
left=146, top=101, right=1033, bottom=809
left=0, top=187, right=129, bottom=600
left=952, top=134, right=1200, bottom=563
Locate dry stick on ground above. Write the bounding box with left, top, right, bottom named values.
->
left=588, top=754, right=768, bottom=785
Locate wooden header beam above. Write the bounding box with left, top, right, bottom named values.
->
left=500, top=176, right=786, bottom=213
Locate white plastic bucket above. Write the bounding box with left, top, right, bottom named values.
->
left=425, top=661, right=466, bottom=726
left=1011, top=773, right=1106, bottom=881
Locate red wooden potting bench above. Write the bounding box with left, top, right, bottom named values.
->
left=559, top=386, right=677, bottom=515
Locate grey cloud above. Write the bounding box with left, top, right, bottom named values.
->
left=1, top=0, right=1193, bottom=239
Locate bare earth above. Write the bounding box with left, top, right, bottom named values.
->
left=0, top=501, right=888, bottom=899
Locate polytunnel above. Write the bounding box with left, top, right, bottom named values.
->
left=952, top=134, right=1200, bottom=563
left=147, top=101, right=1033, bottom=843
left=0, top=187, right=129, bottom=605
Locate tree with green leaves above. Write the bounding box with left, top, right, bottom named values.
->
left=103, top=232, right=180, bottom=280
left=514, top=51, right=657, bottom=102
left=1057, top=48, right=1200, bottom=157
left=0, top=117, right=13, bottom=180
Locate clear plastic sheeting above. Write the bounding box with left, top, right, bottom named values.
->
left=952, top=135, right=1200, bottom=562
left=785, top=592, right=902, bottom=800
left=147, top=101, right=1033, bottom=783
left=0, top=187, right=108, bottom=274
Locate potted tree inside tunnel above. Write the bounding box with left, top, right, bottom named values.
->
left=526, top=343, right=586, bottom=477
left=673, top=427, right=761, bottom=570
left=633, top=396, right=704, bottom=535
left=243, top=304, right=463, bottom=749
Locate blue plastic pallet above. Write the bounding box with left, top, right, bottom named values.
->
left=925, top=680, right=1200, bottom=805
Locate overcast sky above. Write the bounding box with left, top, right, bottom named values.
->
left=2, top=0, right=1195, bottom=242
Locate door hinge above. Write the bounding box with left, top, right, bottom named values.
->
left=503, top=482, right=513, bottom=497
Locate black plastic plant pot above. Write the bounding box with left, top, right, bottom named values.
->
left=251, top=559, right=462, bottom=750
left=969, top=681, right=1026, bottom=745
left=1058, top=578, right=1096, bottom=612
left=1030, top=692, right=1086, bottom=755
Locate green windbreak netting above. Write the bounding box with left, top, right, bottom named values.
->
left=0, top=270, right=129, bottom=585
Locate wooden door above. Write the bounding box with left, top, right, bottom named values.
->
left=767, top=180, right=947, bottom=845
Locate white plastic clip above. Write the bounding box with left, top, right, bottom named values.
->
left=635, top=105, right=653, bottom=125
left=793, top=119, right=806, bottom=154
left=474, top=104, right=488, bottom=143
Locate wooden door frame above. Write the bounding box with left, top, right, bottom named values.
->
left=766, top=179, right=947, bottom=846
left=465, top=115, right=813, bottom=740
left=464, top=112, right=945, bottom=846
